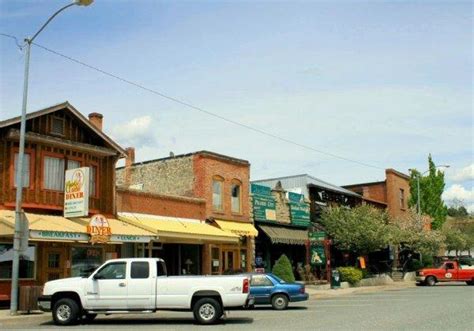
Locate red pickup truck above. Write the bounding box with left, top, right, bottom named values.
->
left=416, top=260, right=474, bottom=286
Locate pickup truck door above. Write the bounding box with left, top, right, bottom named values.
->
left=441, top=262, right=458, bottom=281
left=85, top=261, right=128, bottom=309
left=127, top=261, right=155, bottom=309
left=250, top=275, right=274, bottom=304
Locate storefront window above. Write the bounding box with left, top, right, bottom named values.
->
left=0, top=244, right=36, bottom=279
left=71, top=247, right=103, bottom=277
left=211, top=246, right=220, bottom=274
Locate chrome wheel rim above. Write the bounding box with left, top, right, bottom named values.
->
left=56, top=304, right=71, bottom=322
left=199, top=303, right=216, bottom=321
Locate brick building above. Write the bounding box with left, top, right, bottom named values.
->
left=343, top=168, right=411, bottom=219
left=116, top=150, right=258, bottom=275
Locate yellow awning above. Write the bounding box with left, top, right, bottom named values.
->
left=215, top=219, right=258, bottom=237
left=0, top=210, right=155, bottom=242
left=118, top=212, right=239, bottom=244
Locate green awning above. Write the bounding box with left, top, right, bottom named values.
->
left=258, top=225, right=308, bottom=245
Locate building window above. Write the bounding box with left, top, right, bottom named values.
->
left=212, top=177, right=223, bottom=211
left=50, top=117, right=65, bottom=136
left=43, top=156, right=65, bottom=191
left=71, top=247, right=103, bottom=277
left=399, top=188, right=405, bottom=209
left=89, top=165, right=97, bottom=197
left=67, top=160, right=81, bottom=170
left=13, top=153, right=31, bottom=188
left=231, top=181, right=241, bottom=213
left=0, top=243, right=36, bottom=280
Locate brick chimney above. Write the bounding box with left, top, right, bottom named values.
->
left=88, top=112, right=103, bottom=131
left=125, top=147, right=135, bottom=186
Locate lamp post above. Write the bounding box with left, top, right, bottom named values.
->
left=409, top=165, right=450, bottom=216
left=11, top=0, right=94, bottom=315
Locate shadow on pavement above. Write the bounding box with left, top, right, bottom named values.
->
left=40, top=317, right=254, bottom=327
left=250, top=306, right=307, bottom=311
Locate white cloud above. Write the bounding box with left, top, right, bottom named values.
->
left=111, top=115, right=156, bottom=149
left=447, top=164, right=474, bottom=182
left=443, top=184, right=474, bottom=203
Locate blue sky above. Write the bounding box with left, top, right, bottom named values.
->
left=0, top=0, right=472, bottom=210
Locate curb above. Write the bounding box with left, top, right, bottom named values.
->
left=308, top=282, right=416, bottom=299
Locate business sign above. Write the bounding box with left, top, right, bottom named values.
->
left=251, top=184, right=277, bottom=222
left=64, top=167, right=89, bottom=218
left=87, top=214, right=111, bottom=244
left=289, top=193, right=310, bottom=227
left=310, top=245, right=326, bottom=266
left=30, top=230, right=89, bottom=241
left=309, top=231, right=326, bottom=242
left=110, top=235, right=153, bottom=243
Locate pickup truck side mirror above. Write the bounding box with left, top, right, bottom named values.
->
left=93, top=274, right=104, bottom=280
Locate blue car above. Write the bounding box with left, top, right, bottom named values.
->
left=247, top=273, right=309, bottom=310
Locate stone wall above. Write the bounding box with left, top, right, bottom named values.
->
left=272, top=187, right=291, bottom=225
left=116, top=156, right=195, bottom=197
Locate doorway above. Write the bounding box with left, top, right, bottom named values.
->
left=44, top=248, right=65, bottom=281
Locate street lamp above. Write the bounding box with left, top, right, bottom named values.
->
left=11, top=0, right=93, bottom=315
left=408, top=165, right=450, bottom=216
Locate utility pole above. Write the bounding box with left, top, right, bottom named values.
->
left=10, top=0, right=94, bottom=315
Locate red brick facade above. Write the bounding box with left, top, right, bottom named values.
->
left=116, top=188, right=206, bottom=220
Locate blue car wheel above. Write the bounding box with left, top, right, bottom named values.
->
left=271, top=294, right=289, bottom=310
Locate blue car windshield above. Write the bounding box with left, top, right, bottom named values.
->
left=270, top=274, right=286, bottom=283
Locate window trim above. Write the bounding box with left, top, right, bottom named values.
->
left=230, top=179, right=242, bottom=215
left=88, top=162, right=100, bottom=198
left=10, top=147, right=35, bottom=190
left=0, top=242, right=37, bottom=281
left=212, top=176, right=224, bottom=212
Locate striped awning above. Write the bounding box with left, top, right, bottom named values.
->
left=258, top=225, right=308, bottom=245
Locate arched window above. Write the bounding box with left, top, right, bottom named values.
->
left=212, top=176, right=224, bottom=211
left=231, top=179, right=242, bottom=213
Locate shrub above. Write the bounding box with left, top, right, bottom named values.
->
left=337, top=267, right=363, bottom=285
left=422, top=255, right=434, bottom=268
left=406, top=259, right=423, bottom=272
left=272, top=254, right=295, bottom=283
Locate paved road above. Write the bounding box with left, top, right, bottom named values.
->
left=1, top=283, right=473, bottom=330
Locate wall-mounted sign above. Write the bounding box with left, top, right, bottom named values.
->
left=251, top=184, right=277, bottom=222
left=64, top=167, right=90, bottom=218
left=289, top=193, right=310, bottom=227
left=87, top=214, right=111, bottom=244
left=110, top=235, right=153, bottom=243
left=30, top=230, right=89, bottom=241
left=309, top=231, right=326, bottom=242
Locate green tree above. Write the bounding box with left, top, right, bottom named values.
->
left=272, top=254, right=295, bottom=283
left=409, top=154, right=448, bottom=229
left=321, top=205, right=390, bottom=255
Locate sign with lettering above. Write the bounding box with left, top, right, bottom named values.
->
left=64, top=167, right=89, bottom=218
left=87, top=214, right=111, bottom=244
left=310, top=245, right=326, bottom=266
left=251, top=184, right=277, bottom=222
left=110, top=235, right=153, bottom=243
left=289, top=193, right=310, bottom=227
left=309, top=231, right=326, bottom=242
left=30, top=230, right=89, bottom=241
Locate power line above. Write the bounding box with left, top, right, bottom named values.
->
left=1, top=34, right=384, bottom=170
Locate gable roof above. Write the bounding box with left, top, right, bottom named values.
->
left=0, top=101, right=126, bottom=156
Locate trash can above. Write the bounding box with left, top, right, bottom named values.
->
left=331, top=269, right=341, bottom=289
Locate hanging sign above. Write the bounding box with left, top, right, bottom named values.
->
left=87, top=214, right=111, bottom=244
left=30, top=230, right=89, bottom=241
left=251, top=184, right=277, bottom=222
left=310, top=245, right=326, bottom=266
left=64, top=167, right=90, bottom=218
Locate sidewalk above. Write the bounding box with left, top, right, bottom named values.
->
left=306, top=281, right=416, bottom=299
left=0, top=309, right=45, bottom=322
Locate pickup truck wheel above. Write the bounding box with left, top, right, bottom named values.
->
left=426, top=276, right=436, bottom=286
left=52, top=298, right=80, bottom=326
left=271, top=294, right=289, bottom=310
left=193, top=298, right=222, bottom=325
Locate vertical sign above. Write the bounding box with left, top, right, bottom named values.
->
left=251, top=184, right=277, bottom=222
left=288, top=192, right=310, bottom=226
left=64, top=167, right=89, bottom=218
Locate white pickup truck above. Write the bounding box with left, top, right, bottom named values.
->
left=38, top=258, right=253, bottom=325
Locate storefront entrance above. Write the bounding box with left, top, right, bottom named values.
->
left=43, top=247, right=66, bottom=281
